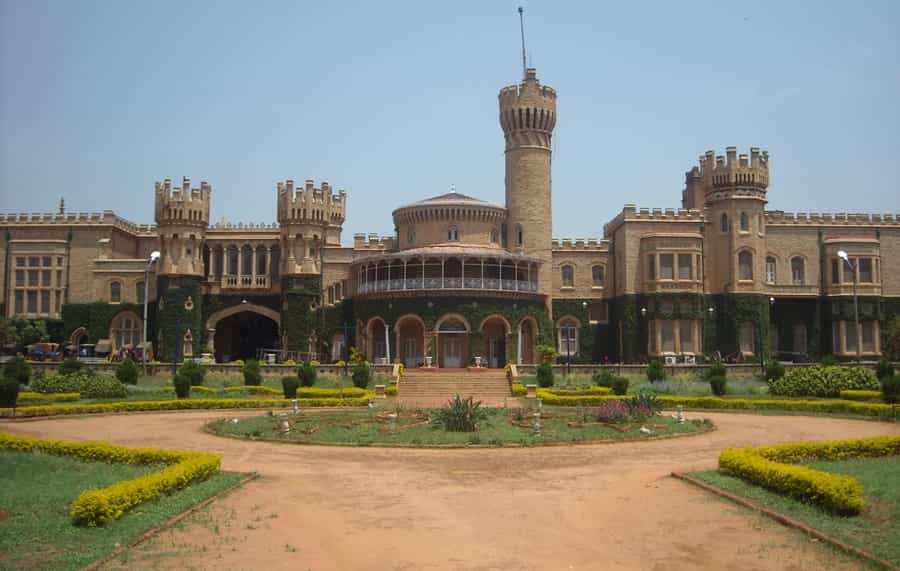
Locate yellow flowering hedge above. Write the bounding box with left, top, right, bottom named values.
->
left=17, top=392, right=80, bottom=405
left=0, top=396, right=373, bottom=418
left=223, top=386, right=369, bottom=398
left=162, top=385, right=218, bottom=394
left=719, top=435, right=900, bottom=514
left=511, top=383, right=526, bottom=397
left=539, top=387, right=612, bottom=397
left=0, top=431, right=221, bottom=526
left=839, top=390, right=882, bottom=402
left=385, top=385, right=398, bottom=396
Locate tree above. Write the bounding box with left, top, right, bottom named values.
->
left=11, top=318, right=49, bottom=347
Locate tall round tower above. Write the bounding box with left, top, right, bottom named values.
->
left=154, top=177, right=211, bottom=277
left=499, top=67, right=557, bottom=307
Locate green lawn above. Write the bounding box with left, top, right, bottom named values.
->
left=0, top=449, right=244, bottom=571
left=207, top=407, right=712, bottom=446
left=691, top=456, right=900, bottom=566
left=520, top=372, right=771, bottom=398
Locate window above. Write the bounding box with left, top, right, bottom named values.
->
left=561, top=265, right=574, bottom=287
left=765, top=257, right=776, bottom=284
left=659, top=254, right=674, bottom=279
left=15, top=270, right=24, bottom=287
left=861, top=322, right=875, bottom=352
left=28, top=257, right=39, bottom=267
left=680, top=321, right=694, bottom=353
left=738, top=251, right=753, bottom=280
left=739, top=322, right=755, bottom=354
left=589, top=301, right=609, bottom=324
left=516, top=224, right=523, bottom=246
left=661, top=320, right=676, bottom=353
left=42, top=270, right=51, bottom=286
left=720, top=213, right=729, bottom=232
left=858, top=258, right=873, bottom=283
left=41, top=291, right=50, bottom=313
left=790, top=257, right=805, bottom=285
left=490, top=228, right=498, bottom=243
left=111, top=313, right=141, bottom=349
left=740, top=212, right=749, bottom=232
left=27, top=291, right=37, bottom=313
left=28, top=270, right=38, bottom=286
left=15, top=257, right=25, bottom=267
left=447, top=226, right=459, bottom=241
left=660, top=300, right=674, bottom=314
left=42, top=256, right=51, bottom=267
left=408, top=227, right=416, bottom=243
left=14, top=291, right=23, bottom=314
left=328, top=286, right=335, bottom=304
left=845, top=322, right=857, bottom=353
left=55, top=291, right=61, bottom=313
left=558, top=320, right=579, bottom=356
left=678, top=254, right=692, bottom=280
left=110, top=282, right=122, bottom=303
left=137, top=282, right=146, bottom=305
left=592, top=265, right=605, bottom=287
left=647, top=254, right=656, bottom=280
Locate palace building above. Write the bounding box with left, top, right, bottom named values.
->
left=2, top=67, right=898, bottom=366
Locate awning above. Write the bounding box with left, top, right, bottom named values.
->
left=95, top=339, right=112, bottom=354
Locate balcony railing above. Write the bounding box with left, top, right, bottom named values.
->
left=221, top=275, right=270, bottom=290
left=357, top=278, right=538, bottom=295
left=643, top=279, right=702, bottom=293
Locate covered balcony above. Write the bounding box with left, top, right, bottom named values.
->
left=353, top=246, right=540, bottom=297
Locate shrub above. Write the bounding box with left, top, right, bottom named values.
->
left=58, top=357, right=83, bottom=375
left=882, top=375, right=900, bottom=405
left=231, top=359, right=245, bottom=365
left=242, top=359, right=262, bottom=386
left=510, top=382, right=526, bottom=396
left=283, top=359, right=297, bottom=366
left=875, top=358, right=895, bottom=381
left=433, top=394, right=487, bottom=432
left=592, top=400, right=631, bottom=423
left=351, top=364, right=371, bottom=389
left=708, top=375, right=727, bottom=397
left=703, top=361, right=726, bottom=382
left=297, top=363, right=317, bottom=387
left=765, top=360, right=785, bottom=382
left=282, top=376, right=300, bottom=398
left=0, top=377, right=19, bottom=408
left=173, top=373, right=191, bottom=398
left=646, top=359, right=665, bottom=382
left=4, top=356, right=30, bottom=386
left=115, top=358, right=140, bottom=385
left=626, top=391, right=660, bottom=420
left=537, top=345, right=558, bottom=365
left=839, top=390, right=882, bottom=402
left=820, top=354, right=838, bottom=366
left=31, top=371, right=126, bottom=399
left=593, top=369, right=614, bottom=388
left=536, top=363, right=554, bottom=388
left=180, top=361, right=206, bottom=387
left=768, top=365, right=879, bottom=398
left=309, top=360, right=320, bottom=367
left=610, top=376, right=629, bottom=396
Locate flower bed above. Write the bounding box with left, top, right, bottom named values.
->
left=0, top=395, right=373, bottom=418
left=0, top=431, right=222, bottom=526
left=718, top=435, right=900, bottom=514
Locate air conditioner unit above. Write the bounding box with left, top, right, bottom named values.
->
left=664, top=355, right=677, bottom=366
left=683, top=355, right=696, bottom=365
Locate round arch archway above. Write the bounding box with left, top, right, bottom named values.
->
left=394, top=314, right=426, bottom=368
left=517, top=316, right=539, bottom=365
left=206, top=303, right=281, bottom=363
left=434, top=314, right=470, bottom=369
left=480, top=314, right=511, bottom=368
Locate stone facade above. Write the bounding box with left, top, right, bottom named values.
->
left=1, top=66, right=897, bottom=364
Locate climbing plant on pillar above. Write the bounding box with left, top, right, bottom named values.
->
left=280, top=276, right=321, bottom=352
left=156, top=276, right=203, bottom=362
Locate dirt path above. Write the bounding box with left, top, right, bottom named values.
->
left=3, top=411, right=898, bottom=571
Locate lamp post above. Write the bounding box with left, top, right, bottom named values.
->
left=706, top=306, right=715, bottom=361
left=142, top=251, right=160, bottom=376
left=837, top=250, right=861, bottom=363
left=640, top=307, right=648, bottom=360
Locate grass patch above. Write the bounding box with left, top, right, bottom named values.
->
left=691, top=456, right=900, bottom=566
left=207, top=407, right=712, bottom=446
left=0, top=449, right=243, bottom=571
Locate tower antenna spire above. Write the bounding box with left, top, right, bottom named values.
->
left=517, top=6, right=527, bottom=79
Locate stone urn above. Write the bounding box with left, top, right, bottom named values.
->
left=425, top=356, right=433, bottom=367
left=474, top=356, right=483, bottom=368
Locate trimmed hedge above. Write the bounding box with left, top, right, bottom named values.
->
left=385, top=385, right=398, bottom=397
left=768, top=365, right=879, bottom=398
left=30, top=372, right=126, bottom=399
left=839, top=390, right=882, bottom=402
left=222, top=386, right=369, bottom=399
left=17, top=391, right=80, bottom=405
left=0, top=431, right=221, bottom=526
left=539, top=387, right=612, bottom=397
left=0, top=396, right=373, bottom=418
left=511, top=383, right=526, bottom=397
left=719, top=435, right=900, bottom=514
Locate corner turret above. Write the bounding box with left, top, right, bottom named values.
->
left=277, top=179, right=347, bottom=276
left=154, top=177, right=211, bottom=276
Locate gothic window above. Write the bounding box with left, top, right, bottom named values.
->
left=740, top=212, right=749, bottom=232
left=561, top=265, right=574, bottom=287
left=765, top=256, right=777, bottom=284
left=110, top=312, right=141, bottom=350
left=110, top=281, right=122, bottom=303
left=591, top=265, right=605, bottom=287
left=738, top=251, right=753, bottom=280
left=790, top=257, right=805, bottom=285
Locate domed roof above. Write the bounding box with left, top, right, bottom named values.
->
left=395, top=192, right=504, bottom=211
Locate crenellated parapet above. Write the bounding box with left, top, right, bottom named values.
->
left=551, top=238, right=610, bottom=251
left=603, top=204, right=704, bottom=237
left=498, top=68, right=557, bottom=151
left=765, top=211, right=900, bottom=226
left=352, top=233, right=397, bottom=252
left=0, top=210, right=156, bottom=234
left=683, top=147, right=769, bottom=208
left=277, top=179, right=346, bottom=227
left=154, top=177, right=211, bottom=228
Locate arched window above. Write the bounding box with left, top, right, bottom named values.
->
left=557, top=318, right=579, bottom=356
left=447, top=226, right=459, bottom=241
left=765, top=257, right=776, bottom=284
left=740, top=212, right=749, bottom=231
left=407, top=227, right=416, bottom=244
left=109, top=281, right=122, bottom=303
left=791, top=256, right=805, bottom=285
left=720, top=213, right=729, bottom=232
left=136, top=281, right=146, bottom=305
left=738, top=251, right=753, bottom=280
left=490, top=228, right=499, bottom=243
left=561, top=265, right=574, bottom=287
left=591, top=265, right=605, bottom=287
left=110, top=311, right=141, bottom=350
left=516, top=224, right=523, bottom=246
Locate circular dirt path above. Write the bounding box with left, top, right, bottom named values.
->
left=3, top=411, right=898, bottom=571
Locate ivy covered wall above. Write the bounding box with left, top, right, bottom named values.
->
left=281, top=276, right=321, bottom=352
left=155, top=276, right=203, bottom=362
left=61, top=302, right=155, bottom=346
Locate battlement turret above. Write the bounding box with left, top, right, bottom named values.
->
left=498, top=68, right=557, bottom=151
left=277, top=179, right=346, bottom=227
left=682, top=147, right=770, bottom=209
left=154, top=177, right=211, bottom=227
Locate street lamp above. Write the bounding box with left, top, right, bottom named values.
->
left=142, top=251, right=160, bottom=376
left=837, top=250, right=861, bottom=363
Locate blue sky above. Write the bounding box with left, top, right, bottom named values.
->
left=2, top=1, right=898, bottom=242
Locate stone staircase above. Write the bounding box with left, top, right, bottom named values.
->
left=398, top=369, right=511, bottom=401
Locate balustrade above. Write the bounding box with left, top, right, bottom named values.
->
left=356, top=278, right=537, bottom=295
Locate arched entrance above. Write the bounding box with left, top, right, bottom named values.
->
left=480, top=315, right=510, bottom=368
left=395, top=314, right=425, bottom=368
left=435, top=314, right=470, bottom=369
left=206, top=303, right=281, bottom=363
left=518, top=317, right=537, bottom=365
left=365, top=317, right=389, bottom=364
